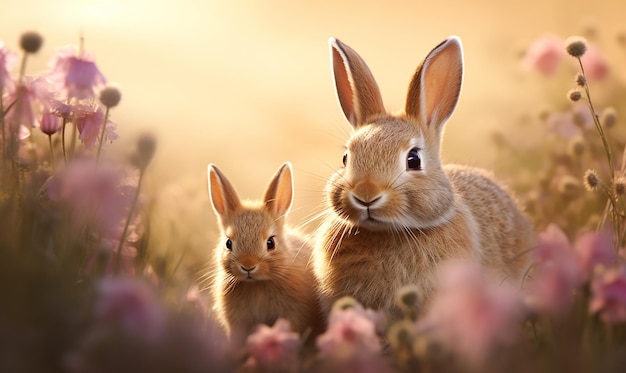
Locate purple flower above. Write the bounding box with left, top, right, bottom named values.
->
left=528, top=224, right=583, bottom=316
left=48, top=46, right=107, bottom=99
left=244, top=318, right=300, bottom=370
left=39, top=110, right=62, bottom=135
left=0, top=40, right=17, bottom=92
left=589, top=266, right=626, bottom=324
left=95, top=277, right=165, bottom=341
left=520, top=35, right=565, bottom=76
left=575, top=229, right=617, bottom=280
left=418, top=261, right=523, bottom=368
left=75, top=103, right=118, bottom=148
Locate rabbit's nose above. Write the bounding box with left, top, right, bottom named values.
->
left=239, top=265, right=257, bottom=273
left=352, top=195, right=381, bottom=207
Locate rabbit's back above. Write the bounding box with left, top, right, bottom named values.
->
left=445, top=164, right=534, bottom=279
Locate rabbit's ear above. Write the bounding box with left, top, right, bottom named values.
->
left=264, top=162, right=294, bottom=218
left=330, top=37, right=385, bottom=128
left=405, top=36, right=463, bottom=131
left=208, top=164, right=241, bottom=217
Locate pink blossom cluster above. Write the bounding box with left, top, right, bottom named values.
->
left=521, top=34, right=609, bottom=81
left=0, top=39, right=115, bottom=146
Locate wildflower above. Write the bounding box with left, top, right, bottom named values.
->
left=558, top=175, right=581, bottom=196
left=615, top=177, right=626, bottom=196
left=244, top=318, right=300, bottom=370
left=3, top=76, right=53, bottom=129
left=589, top=266, right=626, bottom=324
left=601, top=107, right=617, bottom=129
left=575, top=72, right=586, bottom=86
left=575, top=229, right=616, bottom=280
left=568, top=89, right=582, bottom=102
left=19, top=31, right=43, bottom=53
left=417, top=261, right=523, bottom=369
left=95, top=276, right=165, bottom=341
left=42, top=157, right=136, bottom=237
left=565, top=36, right=587, bottom=57
left=48, top=45, right=107, bottom=99
left=99, top=84, right=121, bottom=108
left=49, top=99, right=73, bottom=120
left=580, top=43, right=609, bottom=81
left=317, top=305, right=382, bottom=359
left=583, top=169, right=601, bottom=192
left=39, top=111, right=62, bottom=135
left=0, top=41, right=17, bottom=91
left=130, top=133, right=156, bottom=171
left=527, top=224, right=583, bottom=316
left=567, top=136, right=585, bottom=157
left=75, top=103, right=117, bottom=148
left=520, top=35, right=564, bottom=76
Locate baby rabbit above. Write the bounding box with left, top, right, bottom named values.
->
left=313, top=36, right=535, bottom=314
left=208, top=162, right=320, bottom=346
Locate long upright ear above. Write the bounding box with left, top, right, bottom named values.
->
left=330, top=37, right=386, bottom=128
left=208, top=164, right=241, bottom=217
left=405, top=36, right=463, bottom=131
left=264, top=162, right=294, bottom=218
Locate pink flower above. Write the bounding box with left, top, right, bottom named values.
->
left=316, top=303, right=389, bottom=372
left=0, top=41, right=17, bottom=92
left=95, top=277, right=165, bottom=341
left=48, top=46, right=107, bottom=99
left=589, top=266, right=626, bottom=324
left=575, top=228, right=617, bottom=280
left=49, top=99, right=74, bottom=120
left=39, top=111, right=62, bottom=135
left=528, top=224, right=583, bottom=316
left=244, top=318, right=300, bottom=370
left=418, top=261, right=523, bottom=368
left=4, top=76, right=53, bottom=129
left=74, top=103, right=118, bottom=148
left=42, top=157, right=136, bottom=237
left=580, top=43, right=609, bottom=81
left=520, top=35, right=565, bottom=76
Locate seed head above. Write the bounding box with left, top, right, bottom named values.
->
left=395, top=285, right=421, bottom=311
left=559, top=175, right=581, bottom=196
left=601, top=107, right=618, bottom=129
left=583, top=169, right=601, bottom=192
left=131, top=133, right=157, bottom=171
left=567, top=136, right=586, bottom=157
left=614, top=177, right=626, bottom=195
left=565, top=36, right=588, bottom=57
left=568, top=89, right=582, bottom=102
left=331, top=296, right=361, bottom=311
left=99, top=84, right=122, bottom=108
left=20, top=31, right=43, bottom=53
left=575, top=72, right=587, bottom=86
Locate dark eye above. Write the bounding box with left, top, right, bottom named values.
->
left=266, top=236, right=276, bottom=250
left=225, top=238, right=232, bottom=251
left=407, top=147, right=422, bottom=171
left=342, top=152, right=348, bottom=166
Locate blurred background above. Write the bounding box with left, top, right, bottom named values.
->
left=1, top=0, right=625, bottom=263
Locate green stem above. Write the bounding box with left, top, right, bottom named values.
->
left=95, top=106, right=110, bottom=167
left=114, top=170, right=144, bottom=274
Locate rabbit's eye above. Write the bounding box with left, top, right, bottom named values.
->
left=342, top=152, right=348, bottom=166
left=267, top=236, right=276, bottom=251
left=225, top=238, right=233, bottom=251
left=407, top=147, right=422, bottom=171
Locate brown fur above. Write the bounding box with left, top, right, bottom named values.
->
left=208, top=163, right=321, bottom=346
left=314, top=37, right=535, bottom=315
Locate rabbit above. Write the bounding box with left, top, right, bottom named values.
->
left=312, top=36, right=535, bottom=315
left=208, top=162, right=322, bottom=346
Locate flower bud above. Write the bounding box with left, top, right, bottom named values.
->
left=99, top=84, right=122, bottom=108
left=20, top=31, right=43, bottom=53
left=565, top=36, right=588, bottom=57
left=568, top=89, right=582, bottom=102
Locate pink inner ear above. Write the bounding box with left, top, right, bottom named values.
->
left=332, top=47, right=356, bottom=125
